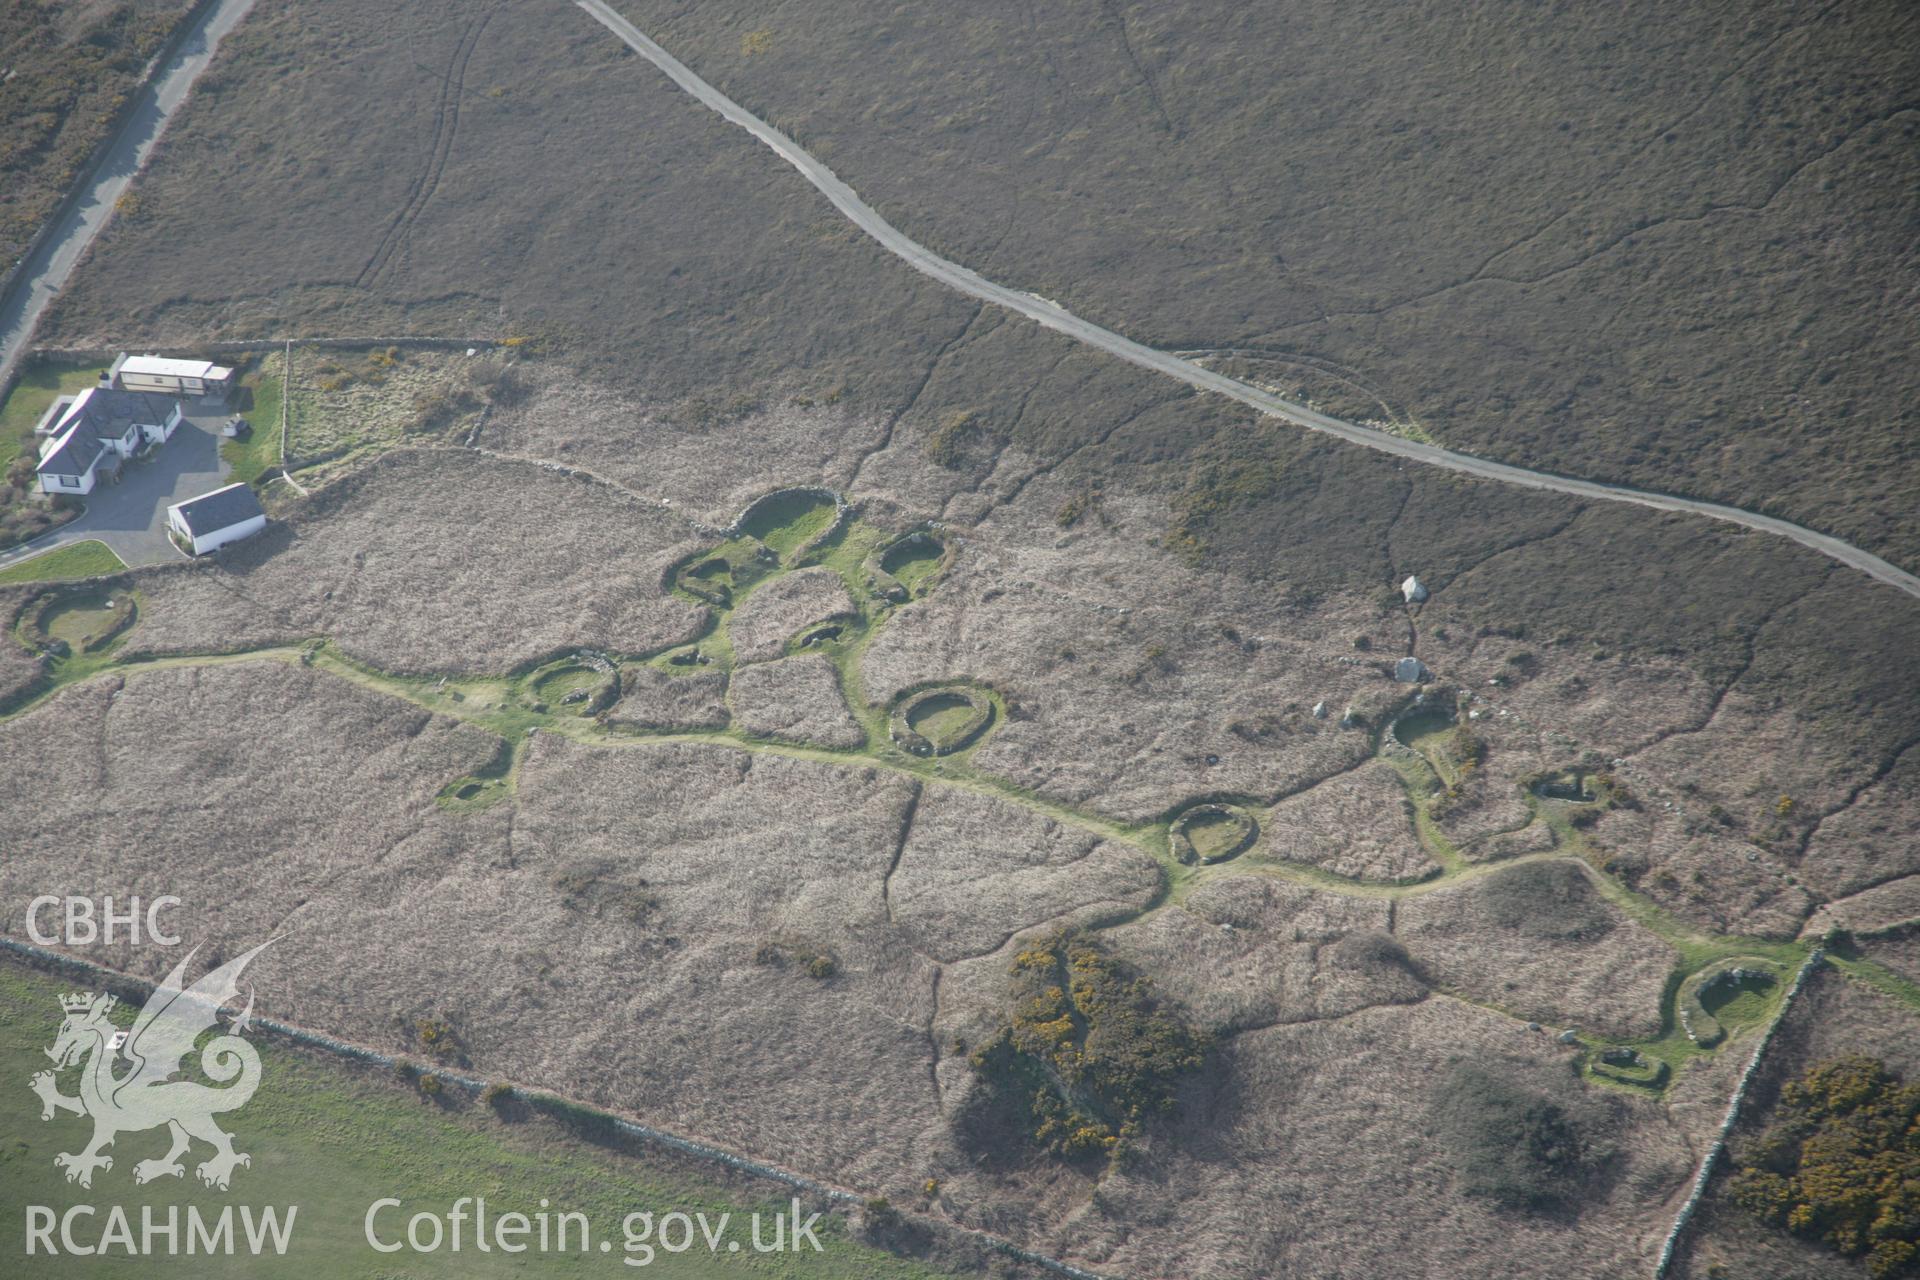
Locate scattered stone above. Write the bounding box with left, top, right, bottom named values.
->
left=1400, top=575, right=1429, bottom=604
left=1394, top=656, right=1429, bottom=683
left=1559, top=1030, right=1580, bottom=1045
left=1312, top=700, right=1329, bottom=720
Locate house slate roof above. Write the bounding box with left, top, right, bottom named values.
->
left=36, top=426, right=105, bottom=478
left=36, top=388, right=178, bottom=479
left=170, top=482, right=265, bottom=537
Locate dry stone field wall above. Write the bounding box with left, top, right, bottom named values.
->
left=3, top=453, right=1916, bottom=1280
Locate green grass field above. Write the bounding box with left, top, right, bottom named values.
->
left=222, top=370, right=284, bottom=485
left=0, top=961, right=963, bottom=1277
left=0, top=365, right=112, bottom=475
left=0, top=541, right=126, bottom=586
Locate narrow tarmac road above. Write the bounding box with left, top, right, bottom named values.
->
left=576, top=0, right=1920, bottom=603
left=0, top=0, right=258, bottom=394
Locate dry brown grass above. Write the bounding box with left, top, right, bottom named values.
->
left=0, top=661, right=498, bottom=979
left=0, top=655, right=1707, bottom=1278
left=1805, top=875, right=1920, bottom=939
left=618, top=0, right=1920, bottom=570
left=479, top=367, right=891, bottom=530
left=1259, top=760, right=1435, bottom=881
left=123, top=449, right=707, bottom=673
left=727, top=566, right=855, bottom=664
left=1862, top=922, right=1920, bottom=988
left=0, top=0, right=196, bottom=264
left=889, top=786, right=1160, bottom=965
left=0, top=585, right=48, bottom=708
left=1102, top=875, right=1418, bottom=1036
left=5, top=4, right=1915, bottom=1269
left=934, top=992, right=1691, bottom=1279
left=861, top=482, right=1401, bottom=823
left=726, top=653, right=864, bottom=749
left=1396, top=862, right=1678, bottom=1039
left=1797, top=744, right=1920, bottom=899
left=608, top=664, right=729, bottom=731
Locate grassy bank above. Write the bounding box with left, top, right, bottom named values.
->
left=0, top=960, right=964, bottom=1277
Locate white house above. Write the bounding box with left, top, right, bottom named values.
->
left=34, top=425, right=112, bottom=495
left=168, top=483, right=266, bottom=556
left=35, top=388, right=183, bottom=496
left=110, top=353, right=234, bottom=399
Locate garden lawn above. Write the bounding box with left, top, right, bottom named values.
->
left=0, top=364, right=110, bottom=473
left=0, top=540, right=125, bottom=585
left=223, top=369, right=284, bottom=484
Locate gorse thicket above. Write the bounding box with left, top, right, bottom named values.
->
left=1732, top=1056, right=1920, bottom=1278
left=969, top=932, right=1209, bottom=1162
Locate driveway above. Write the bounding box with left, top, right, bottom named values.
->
left=0, top=402, right=233, bottom=570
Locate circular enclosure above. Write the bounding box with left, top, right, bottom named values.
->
left=1678, top=958, right=1779, bottom=1048
left=735, top=487, right=844, bottom=561
left=675, top=556, right=735, bottom=606
left=865, top=530, right=950, bottom=602
left=26, top=587, right=137, bottom=655
left=890, top=685, right=995, bottom=756
left=526, top=657, right=619, bottom=716
left=1168, top=803, right=1258, bottom=865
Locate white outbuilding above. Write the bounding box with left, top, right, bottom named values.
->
left=1401, top=574, right=1429, bottom=604
left=168, top=483, right=266, bottom=556
left=110, top=353, right=234, bottom=399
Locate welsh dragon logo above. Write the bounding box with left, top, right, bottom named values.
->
left=30, top=941, right=272, bottom=1191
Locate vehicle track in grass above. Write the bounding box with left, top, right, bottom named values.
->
left=354, top=9, right=496, bottom=289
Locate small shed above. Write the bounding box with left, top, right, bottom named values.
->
left=168, top=483, right=266, bottom=556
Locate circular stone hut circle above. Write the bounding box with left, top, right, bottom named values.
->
left=25, top=586, right=138, bottom=656
left=889, top=685, right=995, bottom=756
left=526, top=654, right=620, bottom=715
left=674, top=554, right=736, bottom=607
left=864, top=529, right=953, bottom=602
left=731, top=487, right=850, bottom=562
left=1168, top=802, right=1259, bottom=865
